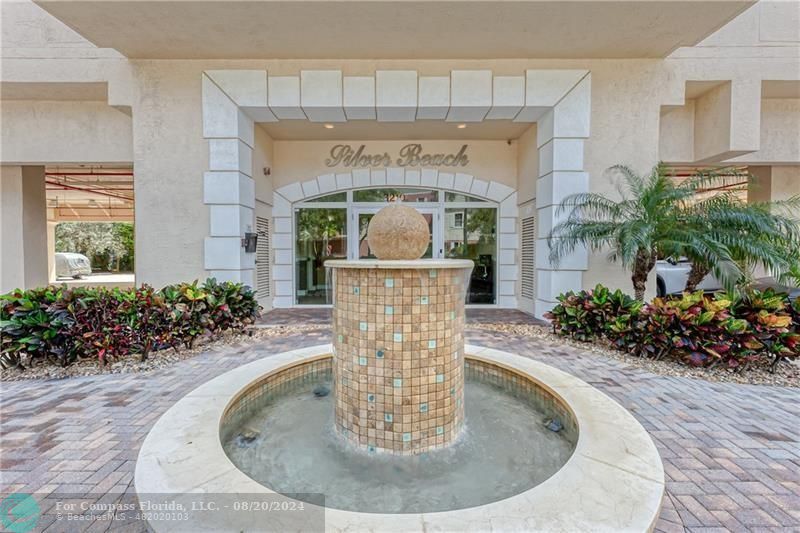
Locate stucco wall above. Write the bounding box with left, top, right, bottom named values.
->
left=270, top=139, right=518, bottom=193
left=253, top=125, right=274, bottom=205
left=0, top=100, right=132, bottom=164
left=0, top=165, right=48, bottom=292
left=516, top=124, right=539, bottom=205
left=771, top=166, right=800, bottom=202
left=2, top=0, right=799, bottom=302
left=730, top=99, right=800, bottom=164
left=130, top=62, right=210, bottom=288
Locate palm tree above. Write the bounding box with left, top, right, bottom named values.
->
left=679, top=192, right=800, bottom=292
left=547, top=163, right=800, bottom=301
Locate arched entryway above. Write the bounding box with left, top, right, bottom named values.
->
left=270, top=167, right=520, bottom=309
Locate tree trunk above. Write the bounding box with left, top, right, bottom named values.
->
left=685, top=262, right=710, bottom=293
left=631, top=250, right=657, bottom=301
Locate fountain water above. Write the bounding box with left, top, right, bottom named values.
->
left=136, top=204, right=664, bottom=530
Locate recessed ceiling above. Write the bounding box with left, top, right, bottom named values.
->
left=45, top=166, right=134, bottom=216
left=33, top=1, right=754, bottom=59
left=258, top=120, right=533, bottom=141
left=762, top=80, right=800, bottom=99
left=0, top=82, right=108, bottom=101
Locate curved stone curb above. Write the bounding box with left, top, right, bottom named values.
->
left=135, top=344, right=664, bottom=532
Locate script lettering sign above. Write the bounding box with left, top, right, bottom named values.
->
left=325, top=144, right=469, bottom=168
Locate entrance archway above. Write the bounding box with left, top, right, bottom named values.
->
left=271, top=168, right=519, bottom=308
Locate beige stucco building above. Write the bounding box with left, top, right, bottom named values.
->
left=1, top=0, right=798, bottom=317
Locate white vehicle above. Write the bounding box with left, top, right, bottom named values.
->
left=55, top=252, right=92, bottom=279
left=655, top=259, right=721, bottom=297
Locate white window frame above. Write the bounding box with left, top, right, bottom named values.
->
left=293, top=187, right=498, bottom=307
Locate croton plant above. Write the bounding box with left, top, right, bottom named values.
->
left=546, top=285, right=800, bottom=373
left=0, top=279, right=260, bottom=370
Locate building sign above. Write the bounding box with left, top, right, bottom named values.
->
left=325, top=144, right=469, bottom=168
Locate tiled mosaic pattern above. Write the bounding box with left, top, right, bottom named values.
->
left=331, top=266, right=470, bottom=454
left=466, top=359, right=578, bottom=445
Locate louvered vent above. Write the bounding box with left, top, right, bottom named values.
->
left=256, top=216, right=270, bottom=297
left=521, top=216, right=535, bottom=300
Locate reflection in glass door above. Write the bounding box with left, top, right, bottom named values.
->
left=294, top=207, right=347, bottom=305
left=292, top=188, right=498, bottom=306
left=354, top=208, right=438, bottom=259
left=444, top=207, right=497, bottom=304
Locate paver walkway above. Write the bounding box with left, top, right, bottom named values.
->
left=258, top=307, right=546, bottom=326
left=1, top=314, right=799, bottom=532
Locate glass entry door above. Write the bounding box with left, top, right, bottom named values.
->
left=351, top=207, right=441, bottom=259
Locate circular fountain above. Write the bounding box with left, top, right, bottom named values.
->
left=135, top=204, right=665, bottom=531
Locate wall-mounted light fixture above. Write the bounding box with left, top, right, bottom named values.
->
left=242, top=232, right=258, bottom=253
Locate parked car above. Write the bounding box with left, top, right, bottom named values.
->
left=55, top=252, right=92, bottom=279
left=656, top=258, right=721, bottom=296
left=657, top=259, right=800, bottom=299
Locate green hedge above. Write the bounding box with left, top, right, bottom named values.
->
left=545, top=284, right=800, bottom=372
left=0, top=278, right=260, bottom=370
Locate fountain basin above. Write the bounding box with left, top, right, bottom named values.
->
left=135, top=344, right=665, bottom=532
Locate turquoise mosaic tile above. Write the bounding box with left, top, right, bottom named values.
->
left=384, top=413, right=393, bottom=422
left=385, top=306, right=393, bottom=315
left=393, top=378, right=402, bottom=388
left=358, top=357, right=367, bottom=366
left=428, top=340, right=437, bottom=349
left=436, top=374, right=444, bottom=383
left=436, top=426, right=444, bottom=435
left=353, top=286, right=360, bottom=295
left=385, top=278, right=394, bottom=288
left=393, top=333, right=403, bottom=342
left=359, top=322, right=367, bottom=331
left=419, top=403, right=428, bottom=413
left=420, top=296, right=429, bottom=305
left=367, top=393, right=375, bottom=403
left=376, top=350, right=384, bottom=359
left=402, top=433, right=411, bottom=442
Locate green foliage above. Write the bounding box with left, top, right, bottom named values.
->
left=547, top=163, right=800, bottom=300
left=0, top=279, right=260, bottom=370
left=55, top=222, right=135, bottom=272
left=296, top=208, right=346, bottom=258
left=545, top=284, right=800, bottom=373
left=544, top=284, right=642, bottom=342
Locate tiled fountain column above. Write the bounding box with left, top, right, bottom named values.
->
left=329, top=260, right=473, bottom=454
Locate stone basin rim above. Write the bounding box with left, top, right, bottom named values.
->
left=135, top=344, right=665, bottom=532
left=325, top=258, right=474, bottom=269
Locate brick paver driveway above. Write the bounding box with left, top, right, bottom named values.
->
left=1, top=313, right=798, bottom=532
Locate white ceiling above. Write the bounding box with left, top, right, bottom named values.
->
left=34, top=0, right=754, bottom=59
left=259, top=119, right=534, bottom=141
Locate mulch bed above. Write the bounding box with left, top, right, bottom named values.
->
left=2, top=323, right=797, bottom=388
left=0, top=325, right=328, bottom=382
left=470, top=323, right=800, bottom=388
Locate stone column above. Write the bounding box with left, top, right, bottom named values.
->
left=0, top=165, right=48, bottom=292
left=330, top=261, right=471, bottom=455
left=47, top=221, right=57, bottom=282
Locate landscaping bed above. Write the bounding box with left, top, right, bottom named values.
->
left=0, top=325, right=329, bottom=381
left=0, top=278, right=260, bottom=376
left=471, top=323, right=800, bottom=387
left=540, top=284, right=800, bottom=387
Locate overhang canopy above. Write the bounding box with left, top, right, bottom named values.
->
left=33, top=0, right=754, bottom=59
